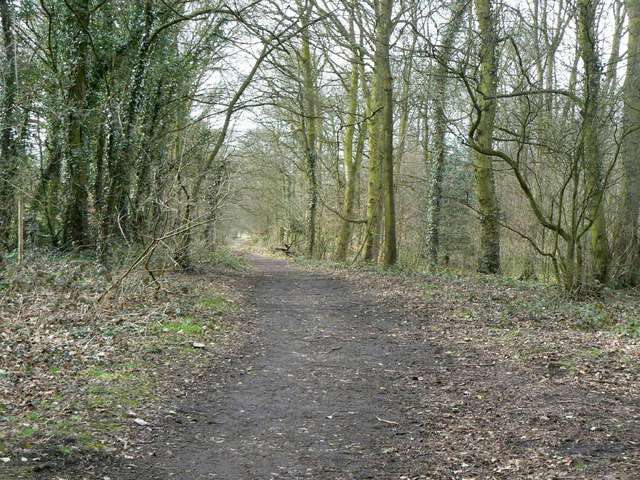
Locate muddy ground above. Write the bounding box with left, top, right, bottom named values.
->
left=10, top=253, right=640, bottom=479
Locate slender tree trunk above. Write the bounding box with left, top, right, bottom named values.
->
left=37, top=130, right=63, bottom=247
left=175, top=178, right=192, bottom=269
left=604, top=0, right=624, bottom=98
left=94, top=120, right=106, bottom=219
left=617, top=0, right=640, bottom=285
left=394, top=33, right=416, bottom=181
left=62, top=0, right=91, bottom=248
left=424, top=0, right=467, bottom=266
left=17, top=193, right=23, bottom=264
left=334, top=44, right=363, bottom=261
left=473, top=0, right=501, bottom=274
left=298, top=1, right=319, bottom=258
left=131, top=81, right=165, bottom=241
left=0, top=0, right=19, bottom=255
left=362, top=65, right=383, bottom=262
left=374, top=0, right=397, bottom=266
left=578, top=0, right=610, bottom=283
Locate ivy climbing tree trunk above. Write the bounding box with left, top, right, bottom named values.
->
left=62, top=0, right=91, bottom=249
left=0, top=0, right=19, bottom=257
left=424, top=0, right=467, bottom=267
left=472, top=0, right=501, bottom=274
left=298, top=0, right=319, bottom=258
left=102, top=0, right=155, bottom=245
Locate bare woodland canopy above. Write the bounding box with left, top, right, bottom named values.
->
left=0, top=0, right=638, bottom=294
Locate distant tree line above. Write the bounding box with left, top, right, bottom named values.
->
left=1, top=0, right=638, bottom=295
left=229, top=0, right=638, bottom=295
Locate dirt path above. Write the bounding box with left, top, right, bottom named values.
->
left=75, top=253, right=638, bottom=479
left=122, top=254, right=427, bottom=479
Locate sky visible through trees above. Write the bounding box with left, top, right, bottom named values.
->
left=0, top=0, right=637, bottom=294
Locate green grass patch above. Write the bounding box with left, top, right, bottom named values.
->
left=48, top=421, right=76, bottom=436
left=158, top=317, right=205, bottom=335
left=195, top=294, right=231, bottom=312
left=582, top=348, right=607, bottom=358
left=502, top=328, right=521, bottom=341
left=87, top=385, right=110, bottom=394
left=452, top=309, right=473, bottom=320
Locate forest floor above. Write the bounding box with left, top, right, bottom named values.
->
left=1, top=251, right=639, bottom=479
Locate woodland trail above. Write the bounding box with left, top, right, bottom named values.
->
left=89, top=253, right=638, bottom=480
left=124, top=253, right=429, bottom=479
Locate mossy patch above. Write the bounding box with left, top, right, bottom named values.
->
left=157, top=317, right=206, bottom=335
left=196, top=294, right=231, bottom=312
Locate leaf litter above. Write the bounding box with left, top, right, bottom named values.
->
left=325, top=265, right=640, bottom=479
left=2, top=251, right=639, bottom=479
left=0, top=250, right=254, bottom=478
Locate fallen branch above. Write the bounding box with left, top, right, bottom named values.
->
left=376, top=416, right=399, bottom=425
left=97, top=216, right=215, bottom=303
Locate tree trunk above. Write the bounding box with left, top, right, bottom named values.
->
left=298, top=1, right=319, bottom=258
left=375, top=0, right=397, bottom=267
left=334, top=42, right=363, bottom=262
left=362, top=66, right=383, bottom=262
left=0, top=0, right=19, bottom=255
left=37, top=130, right=63, bottom=247
left=62, top=0, right=91, bottom=249
left=424, top=0, right=467, bottom=266
left=578, top=0, right=610, bottom=283
left=473, top=0, right=501, bottom=274
left=394, top=31, right=416, bottom=182
left=103, top=0, right=155, bottom=241
left=604, top=0, right=624, bottom=98
left=617, top=0, right=640, bottom=285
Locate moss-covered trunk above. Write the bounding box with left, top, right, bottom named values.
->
left=334, top=43, right=363, bottom=262
left=577, top=0, right=610, bottom=283
left=616, top=0, right=640, bottom=285
left=0, top=0, right=19, bottom=256
left=473, top=0, right=500, bottom=274
left=62, top=0, right=90, bottom=249
left=298, top=2, right=319, bottom=258
left=377, top=0, right=397, bottom=267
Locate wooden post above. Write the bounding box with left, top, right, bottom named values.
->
left=17, top=193, right=23, bottom=265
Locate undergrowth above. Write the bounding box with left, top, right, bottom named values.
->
left=0, top=246, right=245, bottom=477
left=286, top=253, right=640, bottom=338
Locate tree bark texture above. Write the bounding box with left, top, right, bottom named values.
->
left=577, top=0, right=610, bottom=283
left=0, top=0, right=19, bottom=253
left=334, top=42, right=363, bottom=261
left=362, top=63, right=383, bottom=262
left=376, top=0, right=397, bottom=267
left=62, top=0, right=91, bottom=248
left=103, top=0, right=155, bottom=240
left=298, top=1, right=319, bottom=258
left=473, top=0, right=501, bottom=274
left=617, top=0, right=640, bottom=285
left=424, top=0, right=467, bottom=266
